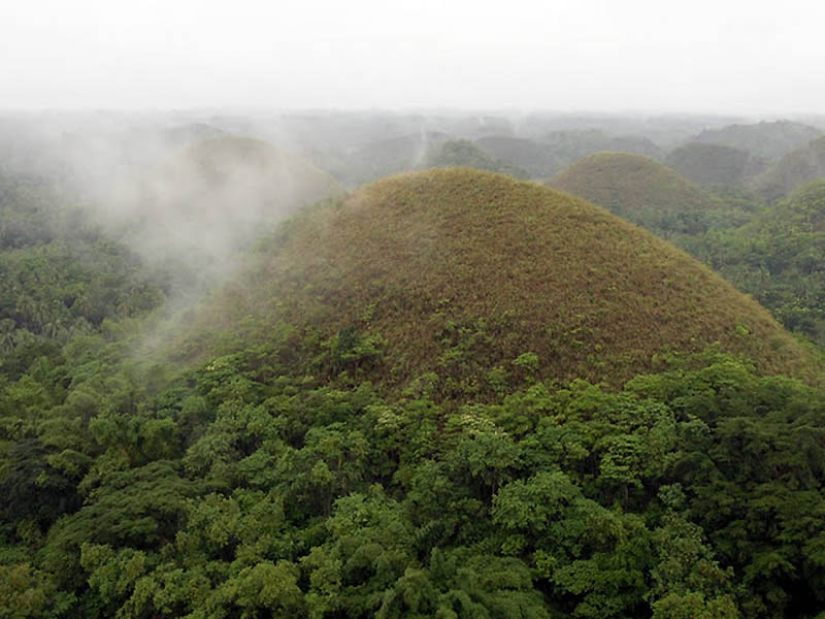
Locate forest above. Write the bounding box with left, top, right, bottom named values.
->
left=3, top=110, right=825, bottom=619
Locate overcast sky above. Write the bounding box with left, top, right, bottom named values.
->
left=2, top=0, right=824, bottom=114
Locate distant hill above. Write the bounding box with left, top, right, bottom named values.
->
left=550, top=152, right=733, bottom=235
left=421, top=140, right=528, bottom=178
left=665, top=142, right=765, bottom=187
left=753, top=137, right=825, bottom=201
left=344, top=132, right=451, bottom=185
left=694, top=120, right=821, bottom=161
left=537, top=130, right=662, bottom=174
left=174, top=168, right=817, bottom=389
left=475, top=136, right=563, bottom=178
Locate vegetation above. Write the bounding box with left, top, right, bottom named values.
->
left=550, top=153, right=752, bottom=236
left=753, top=137, right=825, bottom=202
left=0, top=171, right=167, bottom=379
left=5, top=134, right=825, bottom=619
left=680, top=178, right=825, bottom=347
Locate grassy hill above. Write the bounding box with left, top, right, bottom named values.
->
left=175, top=168, right=818, bottom=390
left=549, top=152, right=737, bottom=235
left=665, top=142, right=764, bottom=187
left=753, top=136, right=825, bottom=201
left=694, top=120, right=821, bottom=161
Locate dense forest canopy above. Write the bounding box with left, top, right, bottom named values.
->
left=3, top=111, right=825, bottom=619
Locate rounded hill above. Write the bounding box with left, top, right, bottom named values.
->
left=549, top=152, right=729, bottom=235
left=178, top=168, right=817, bottom=390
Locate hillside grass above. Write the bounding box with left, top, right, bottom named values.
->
left=174, top=168, right=820, bottom=391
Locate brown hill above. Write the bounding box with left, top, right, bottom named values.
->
left=176, top=168, right=819, bottom=390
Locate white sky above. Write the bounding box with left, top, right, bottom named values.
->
left=2, top=0, right=824, bottom=114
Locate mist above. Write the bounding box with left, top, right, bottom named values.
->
left=4, top=1, right=825, bottom=115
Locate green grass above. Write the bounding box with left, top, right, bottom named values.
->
left=173, top=168, right=820, bottom=389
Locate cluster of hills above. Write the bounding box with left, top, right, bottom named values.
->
left=4, top=110, right=825, bottom=618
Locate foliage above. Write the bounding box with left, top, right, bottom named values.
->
left=679, top=179, right=825, bottom=346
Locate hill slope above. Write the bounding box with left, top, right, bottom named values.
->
left=549, top=152, right=731, bottom=235
left=178, top=168, right=817, bottom=389
left=753, top=136, right=825, bottom=201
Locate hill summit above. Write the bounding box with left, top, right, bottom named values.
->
left=179, top=168, right=818, bottom=390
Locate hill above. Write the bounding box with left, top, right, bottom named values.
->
left=475, top=136, right=562, bottom=178
left=535, top=130, right=661, bottom=175
left=176, top=168, right=817, bottom=389
left=664, top=142, right=764, bottom=187
left=421, top=139, right=528, bottom=178
left=694, top=120, right=821, bottom=161
left=549, top=152, right=733, bottom=235
left=343, top=132, right=451, bottom=185
left=752, top=136, right=825, bottom=201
